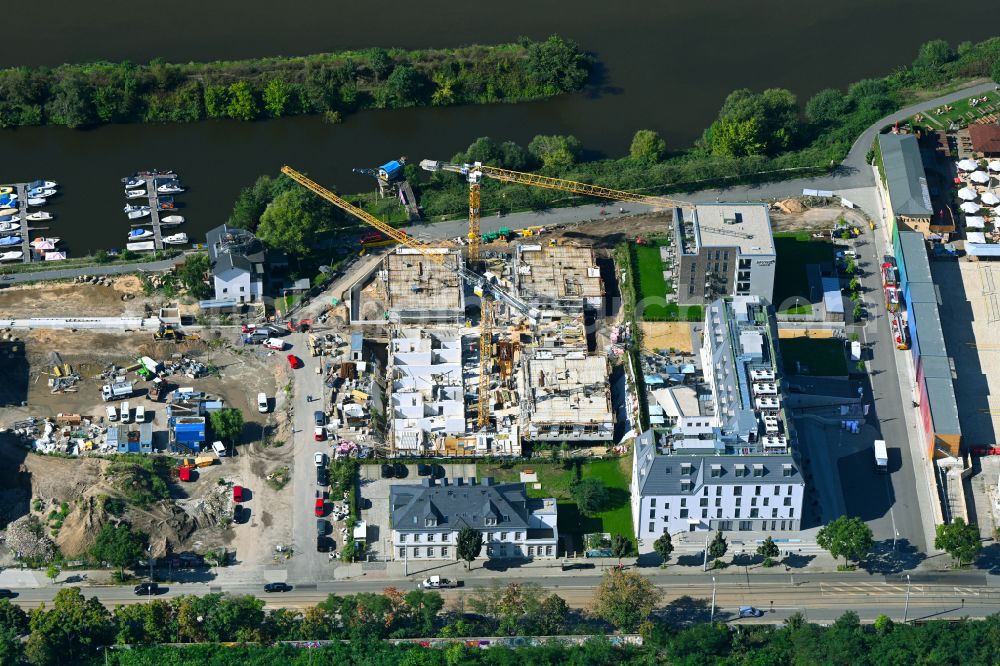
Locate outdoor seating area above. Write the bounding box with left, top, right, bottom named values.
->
left=955, top=159, right=1000, bottom=244
left=931, top=93, right=1000, bottom=129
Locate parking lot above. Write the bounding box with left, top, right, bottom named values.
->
left=359, top=462, right=476, bottom=560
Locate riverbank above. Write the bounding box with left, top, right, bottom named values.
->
left=0, top=36, right=590, bottom=129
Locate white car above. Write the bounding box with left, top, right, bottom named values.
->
left=135, top=405, right=146, bottom=423
left=106, top=405, right=118, bottom=421
left=257, top=392, right=269, bottom=413
left=120, top=402, right=131, bottom=423
left=314, top=452, right=326, bottom=467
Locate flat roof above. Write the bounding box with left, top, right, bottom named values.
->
left=925, top=376, right=961, bottom=436
left=527, top=354, right=612, bottom=425
left=906, top=281, right=938, bottom=305
left=692, top=203, right=775, bottom=256
left=879, top=133, right=933, bottom=218
left=920, top=354, right=953, bottom=380
left=911, top=301, right=946, bottom=358
left=821, top=276, right=844, bottom=313
left=899, top=231, right=932, bottom=285
left=515, top=245, right=603, bottom=301
left=386, top=248, right=463, bottom=312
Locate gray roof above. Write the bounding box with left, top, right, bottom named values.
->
left=905, top=280, right=938, bottom=305
left=911, top=301, right=946, bottom=359
left=635, top=430, right=801, bottom=496
left=390, top=480, right=536, bottom=531
left=206, top=223, right=265, bottom=277
left=898, top=231, right=932, bottom=286
left=925, top=377, right=961, bottom=436
left=879, top=134, right=932, bottom=219
left=213, top=252, right=252, bottom=276
left=919, top=354, right=952, bottom=380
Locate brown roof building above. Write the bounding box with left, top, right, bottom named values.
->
left=968, top=124, right=1000, bottom=156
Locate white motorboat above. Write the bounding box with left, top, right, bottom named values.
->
left=160, top=215, right=184, bottom=225
left=0, top=208, right=17, bottom=216
left=0, top=222, right=20, bottom=232
left=126, top=189, right=147, bottom=199
left=124, top=203, right=149, bottom=213
left=30, top=237, right=60, bottom=247
left=127, top=209, right=151, bottom=220
left=28, top=188, right=56, bottom=198
left=44, top=251, right=67, bottom=261
left=126, top=241, right=155, bottom=252
left=123, top=176, right=144, bottom=189
left=25, top=211, right=52, bottom=221
left=27, top=197, right=47, bottom=206
left=127, top=228, right=153, bottom=240
left=28, top=180, right=57, bottom=190
left=162, top=232, right=188, bottom=245
left=157, top=183, right=184, bottom=194
left=0, top=250, right=22, bottom=261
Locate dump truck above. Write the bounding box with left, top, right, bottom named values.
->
left=874, top=440, right=888, bottom=473
left=154, top=324, right=183, bottom=342
left=195, top=454, right=215, bottom=468
left=148, top=378, right=166, bottom=402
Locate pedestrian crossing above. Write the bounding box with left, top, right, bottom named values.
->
left=821, top=582, right=923, bottom=597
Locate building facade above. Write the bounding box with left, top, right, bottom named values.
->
left=390, top=478, right=558, bottom=561
left=672, top=204, right=776, bottom=307
left=631, top=295, right=805, bottom=539
left=877, top=133, right=948, bottom=238
left=205, top=224, right=265, bottom=305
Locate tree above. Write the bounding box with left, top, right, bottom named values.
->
left=25, top=588, right=112, bottom=666
left=914, top=39, right=955, bottom=70
left=853, top=303, right=863, bottom=321
left=45, top=563, right=59, bottom=584
left=757, top=536, right=780, bottom=566
left=816, top=515, right=873, bottom=567
left=703, top=87, right=799, bottom=156
left=630, top=129, right=667, bottom=163
left=456, top=527, right=483, bottom=570
left=849, top=276, right=860, bottom=292
left=805, top=88, right=850, bottom=125
left=653, top=533, right=674, bottom=566
left=46, top=72, right=96, bottom=128
left=256, top=187, right=334, bottom=256
left=708, top=530, right=728, bottom=563
left=526, top=35, right=590, bottom=92
left=203, top=85, right=229, bottom=119
left=226, top=81, right=258, bottom=121
left=90, top=522, right=148, bottom=577
left=611, top=533, right=633, bottom=563
left=262, top=78, right=291, bottom=118
left=209, top=408, right=244, bottom=447
left=384, top=65, right=423, bottom=107
left=708, top=116, right=766, bottom=157
left=527, top=134, right=582, bottom=170
left=993, top=59, right=1000, bottom=86
left=113, top=599, right=175, bottom=645
left=592, top=569, right=661, bottom=631
left=934, top=517, right=982, bottom=566
left=569, top=477, right=608, bottom=517
left=845, top=256, right=856, bottom=275
left=176, top=254, right=211, bottom=299
left=367, top=48, right=394, bottom=82
left=531, top=594, right=569, bottom=636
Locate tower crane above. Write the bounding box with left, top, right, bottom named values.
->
left=280, top=166, right=531, bottom=429
left=419, top=159, right=697, bottom=263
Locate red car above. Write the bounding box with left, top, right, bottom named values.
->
left=233, top=485, right=244, bottom=502
left=287, top=354, right=302, bottom=369
left=971, top=446, right=1000, bottom=456
left=314, top=498, right=325, bottom=516
left=314, top=426, right=326, bottom=442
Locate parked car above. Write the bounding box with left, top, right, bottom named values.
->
left=133, top=582, right=160, bottom=596
left=316, top=536, right=332, bottom=553
left=314, top=452, right=327, bottom=467
left=317, top=519, right=328, bottom=536
left=430, top=464, right=446, bottom=479
left=314, top=426, right=326, bottom=442
left=287, top=354, right=303, bottom=369
left=381, top=463, right=394, bottom=479
left=418, top=576, right=460, bottom=589
left=316, top=466, right=328, bottom=486
left=120, top=401, right=131, bottom=424
left=738, top=606, right=764, bottom=618
left=135, top=405, right=146, bottom=423
left=0, top=589, right=16, bottom=599
left=315, top=497, right=325, bottom=516
left=393, top=463, right=408, bottom=478
left=257, top=392, right=269, bottom=413
left=314, top=411, right=326, bottom=426
left=106, top=405, right=118, bottom=421
left=264, top=582, right=292, bottom=593
left=233, top=504, right=246, bottom=523
left=233, top=485, right=244, bottom=502
left=417, top=463, right=431, bottom=476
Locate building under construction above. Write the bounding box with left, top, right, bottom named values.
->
left=512, top=244, right=604, bottom=319
left=350, top=247, right=465, bottom=325
left=521, top=350, right=614, bottom=442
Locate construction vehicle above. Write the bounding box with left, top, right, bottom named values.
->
left=101, top=381, right=133, bottom=402
left=419, top=159, right=695, bottom=265
left=281, top=166, right=539, bottom=429
left=154, top=324, right=183, bottom=342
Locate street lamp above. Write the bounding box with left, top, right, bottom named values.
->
left=902, top=574, right=911, bottom=623
left=147, top=545, right=153, bottom=598
left=710, top=576, right=717, bottom=624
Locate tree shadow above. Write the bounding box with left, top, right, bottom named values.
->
left=866, top=538, right=926, bottom=574
left=781, top=553, right=816, bottom=569
left=675, top=553, right=705, bottom=567
left=973, top=541, right=1000, bottom=574
left=653, top=595, right=715, bottom=626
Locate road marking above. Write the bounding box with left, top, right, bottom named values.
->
left=821, top=583, right=924, bottom=597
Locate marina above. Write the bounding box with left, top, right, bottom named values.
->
left=122, top=170, right=187, bottom=251
left=0, top=179, right=60, bottom=263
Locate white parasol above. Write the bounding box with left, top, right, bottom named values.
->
left=961, top=201, right=982, bottom=214
left=982, top=191, right=1000, bottom=206
left=988, top=160, right=1000, bottom=172
left=958, top=186, right=978, bottom=200
left=958, top=159, right=979, bottom=171
left=971, top=170, right=991, bottom=184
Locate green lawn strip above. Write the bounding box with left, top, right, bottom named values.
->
left=478, top=456, right=633, bottom=540
left=779, top=337, right=848, bottom=376
left=773, top=232, right=835, bottom=313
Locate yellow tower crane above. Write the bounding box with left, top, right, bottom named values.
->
left=280, top=166, right=536, bottom=430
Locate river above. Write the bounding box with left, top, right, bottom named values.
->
left=1, top=0, right=999, bottom=255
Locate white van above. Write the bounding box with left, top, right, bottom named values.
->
left=135, top=405, right=146, bottom=423
left=120, top=402, right=131, bottom=424
left=263, top=338, right=285, bottom=351
left=257, top=392, right=269, bottom=413
left=106, top=405, right=118, bottom=422
left=212, top=440, right=227, bottom=457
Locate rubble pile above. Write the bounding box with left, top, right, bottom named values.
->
left=3, top=514, right=56, bottom=561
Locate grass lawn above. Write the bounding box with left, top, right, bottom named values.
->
left=779, top=337, right=848, bottom=376
left=773, top=232, right=836, bottom=313
left=479, top=456, right=633, bottom=541
left=630, top=241, right=703, bottom=322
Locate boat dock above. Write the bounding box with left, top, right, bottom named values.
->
left=15, top=183, right=32, bottom=263
left=141, top=176, right=165, bottom=251
left=398, top=180, right=422, bottom=222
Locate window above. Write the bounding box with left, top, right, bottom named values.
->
left=648, top=522, right=655, bottom=533
left=753, top=465, right=763, bottom=478
left=222, top=287, right=228, bottom=294
left=680, top=498, right=687, bottom=507
left=763, top=497, right=769, bottom=506
left=427, top=547, right=435, bottom=557
left=500, top=532, right=508, bottom=541
left=739, top=520, right=752, bottom=530
left=735, top=465, right=746, bottom=477
left=703, top=486, right=709, bottom=496
left=527, top=546, right=534, bottom=556
left=650, top=499, right=657, bottom=508
left=414, top=547, right=421, bottom=557
left=681, top=463, right=692, bottom=475
left=679, top=509, right=689, bottom=518
left=735, top=497, right=742, bottom=507
left=716, top=487, right=722, bottom=496
left=715, top=498, right=721, bottom=507
left=733, top=487, right=742, bottom=496
left=649, top=509, right=655, bottom=519
left=400, top=534, right=407, bottom=543
left=751, top=497, right=757, bottom=506
left=719, top=520, right=732, bottom=531
left=700, top=498, right=708, bottom=507
left=774, top=486, right=780, bottom=495
left=486, top=516, right=497, bottom=526
left=716, top=509, right=723, bottom=518
left=772, top=508, right=778, bottom=518
left=787, top=486, right=794, bottom=495
left=240, top=286, right=245, bottom=292
left=735, top=508, right=741, bottom=518
left=784, top=497, right=792, bottom=506
left=399, top=547, right=405, bottom=558
left=702, top=509, right=708, bottom=518
left=754, top=485, right=761, bottom=496
left=711, top=465, right=721, bottom=478
left=739, top=259, right=751, bottom=270
left=515, top=532, right=523, bottom=541
left=414, top=534, right=421, bottom=543
left=789, top=508, right=795, bottom=518
left=681, top=480, right=692, bottom=491
left=750, top=508, right=759, bottom=518
left=442, top=547, right=449, bottom=557
left=425, top=518, right=436, bottom=527
left=783, top=464, right=794, bottom=477
left=546, top=546, right=553, bottom=556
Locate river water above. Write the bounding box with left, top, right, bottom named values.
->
left=1, top=1, right=998, bottom=254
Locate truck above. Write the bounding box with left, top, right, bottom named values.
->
left=850, top=340, right=862, bottom=362
left=101, top=381, right=133, bottom=402
left=874, top=439, right=888, bottom=473
left=148, top=378, right=166, bottom=402
left=418, top=576, right=460, bottom=589
left=263, top=338, right=285, bottom=351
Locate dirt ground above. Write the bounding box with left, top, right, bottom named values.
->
left=0, top=276, right=169, bottom=319
left=545, top=212, right=670, bottom=248
left=769, top=205, right=869, bottom=232
left=0, top=327, right=295, bottom=569
left=639, top=322, right=694, bottom=352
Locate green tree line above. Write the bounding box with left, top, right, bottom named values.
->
left=0, top=36, right=591, bottom=129
left=3, top=585, right=1000, bottom=665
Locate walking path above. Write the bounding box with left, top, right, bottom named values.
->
left=0, top=256, right=182, bottom=284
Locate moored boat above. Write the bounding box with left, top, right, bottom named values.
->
left=123, top=176, right=144, bottom=188
left=25, top=211, right=52, bottom=221
left=162, top=232, right=188, bottom=245
left=0, top=194, right=18, bottom=205
left=127, top=209, right=151, bottom=220
left=126, top=189, right=147, bottom=199
left=30, top=237, right=60, bottom=247
left=27, top=197, right=47, bottom=206
left=28, top=180, right=57, bottom=190
left=0, top=215, right=16, bottom=223
left=157, top=183, right=184, bottom=194
left=128, top=228, right=153, bottom=240
left=0, top=250, right=22, bottom=261
left=160, top=215, right=184, bottom=225
left=126, top=241, right=156, bottom=252
left=0, top=236, right=21, bottom=247
left=27, top=188, right=56, bottom=198
left=0, top=222, right=21, bottom=232
left=0, top=186, right=12, bottom=195
left=0, top=208, right=17, bottom=216
left=43, top=251, right=67, bottom=261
